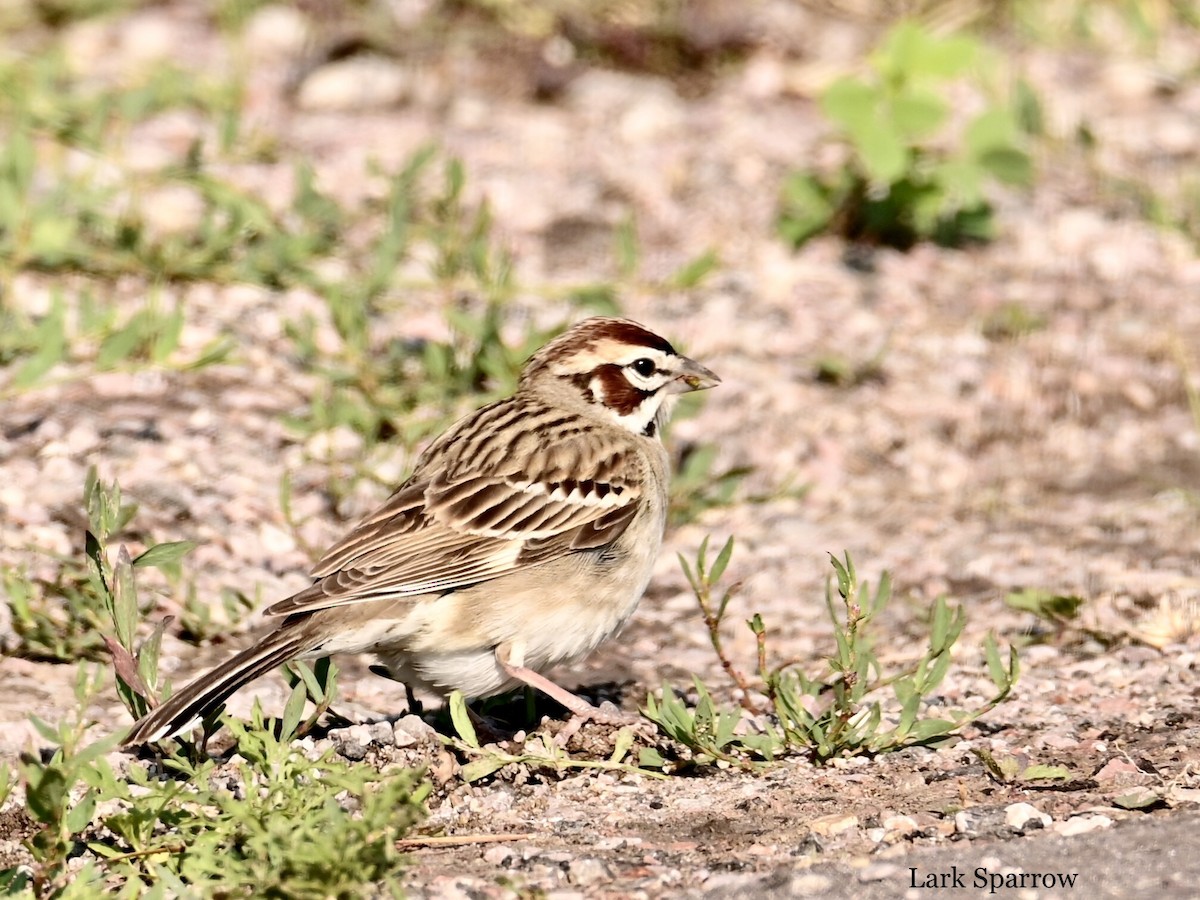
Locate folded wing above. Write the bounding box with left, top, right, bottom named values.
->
left=264, top=428, right=642, bottom=616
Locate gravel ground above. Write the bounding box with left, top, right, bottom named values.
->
left=2, top=3, right=1200, bottom=897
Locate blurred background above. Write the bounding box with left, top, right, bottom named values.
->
left=1, top=0, right=1199, bottom=736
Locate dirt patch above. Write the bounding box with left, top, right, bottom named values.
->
left=3, top=2, right=1200, bottom=896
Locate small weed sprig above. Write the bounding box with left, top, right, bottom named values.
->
left=443, top=692, right=664, bottom=783
left=17, top=666, right=121, bottom=898
left=778, top=21, right=1035, bottom=250
left=668, top=443, right=753, bottom=526
left=644, top=539, right=1020, bottom=770
left=769, top=555, right=1017, bottom=761
left=677, top=537, right=756, bottom=708
left=76, top=471, right=342, bottom=750
left=1, top=469, right=208, bottom=668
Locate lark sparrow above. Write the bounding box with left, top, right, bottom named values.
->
left=123, top=316, right=719, bottom=744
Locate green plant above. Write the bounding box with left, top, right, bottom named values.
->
left=668, top=442, right=753, bottom=525
left=981, top=301, right=1048, bottom=341
left=0, top=287, right=234, bottom=393
left=3, top=470, right=133, bottom=662
left=1005, top=588, right=1086, bottom=627
left=13, top=674, right=426, bottom=898
left=971, top=748, right=1072, bottom=784
left=83, top=471, right=202, bottom=725
left=8, top=465, right=427, bottom=895
left=16, top=666, right=121, bottom=898
left=813, top=338, right=889, bottom=387
left=73, top=470, right=339, bottom=747
left=1013, top=0, right=1200, bottom=52
left=643, top=540, right=1020, bottom=769
left=176, top=584, right=258, bottom=645
left=104, top=711, right=427, bottom=896
left=1002, top=587, right=1114, bottom=647
left=277, top=657, right=343, bottom=741
left=281, top=151, right=547, bottom=452
left=641, top=678, right=776, bottom=769
left=764, top=555, right=1017, bottom=761
left=4, top=559, right=109, bottom=664
left=443, top=692, right=662, bottom=783
left=778, top=21, right=1034, bottom=250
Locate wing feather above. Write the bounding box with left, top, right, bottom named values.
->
left=264, top=407, right=646, bottom=617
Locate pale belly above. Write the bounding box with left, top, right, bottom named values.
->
left=373, top=525, right=663, bottom=698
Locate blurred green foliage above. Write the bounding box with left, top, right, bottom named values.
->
left=779, top=21, right=1035, bottom=250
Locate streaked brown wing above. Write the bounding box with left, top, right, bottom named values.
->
left=264, top=424, right=643, bottom=617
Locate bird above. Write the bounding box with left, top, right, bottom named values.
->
left=123, top=316, right=720, bottom=745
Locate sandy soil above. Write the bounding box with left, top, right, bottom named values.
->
left=2, top=2, right=1200, bottom=897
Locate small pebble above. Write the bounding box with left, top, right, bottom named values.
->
left=1054, top=814, right=1113, bottom=837
left=1004, top=802, right=1051, bottom=832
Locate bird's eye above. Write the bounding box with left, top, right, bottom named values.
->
left=630, top=358, right=656, bottom=378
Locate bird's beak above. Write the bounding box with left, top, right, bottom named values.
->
left=670, top=356, right=721, bottom=394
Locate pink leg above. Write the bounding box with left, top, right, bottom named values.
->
left=494, top=644, right=636, bottom=732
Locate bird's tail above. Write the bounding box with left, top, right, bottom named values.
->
left=122, top=628, right=311, bottom=746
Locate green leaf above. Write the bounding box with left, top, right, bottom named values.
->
left=924, top=648, right=954, bottom=692
left=97, top=319, right=148, bottom=369
left=777, top=172, right=836, bottom=247
left=71, top=734, right=123, bottom=770
left=670, top=249, right=719, bottom=288
left=311, top=656, right=337, bottom=699
left=1005, top=589, right=1085, bottom=621
left=905, top=718, right=957, bottom=742
left=881, top=23, right=977, bottom=81
left=288, top=658, right=337, bottom=704
left=984, top=633, right=1007, bottom=689
left=677, top=552, right=699, bottom=595
left=853, top=122, right=909, bottom=186
left=280, top=680, right=307, bottom=740
left=29, top=715, right=63, bottom=745
left=890, top=91, right=947, bottom=140
left=976, top=147, right=1033, bottom=186
left=6, top=129, right=34, bottom=192
left=965, top=108, right=1019, bottom=154
left=935, top=160, right=985, bottom=208
left=13, top=299, right=68, bottom=388
left=821, top=78, right=878, bottom=134
left=710, top=537, right=734, bottom=584
left=133, top=541, right=198, bottom=570
left=448, top=691, right=478, bottom=749
left=1022, top=764, right=1071, bottom=781
left=25, top=766, right=68, bottom=825
left=136, top=617, right=171, bottom=701
left=459, top=756, right=509, bottom=783
left=1112, top=788, right=1161, bottom=809
left=110, top=546, right=138, bottom=651
left=638, top=747, right=667, bottom=769
left=13, top=339, right=67, bottom=388
left=973, top=749, right=1020, bottom=782
left=609, top=727, right=635, bottom=765
left=64, top=789, right=97, bottom=836
left=152, top=307, right=185, bottom=363
left=929, top=598, right=951, bottom=650
left=185, top=336, right=235, bottom=369
left=1014, top=78, right=1044, bottom=136
left=29, top=217, right=79, bottom=265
